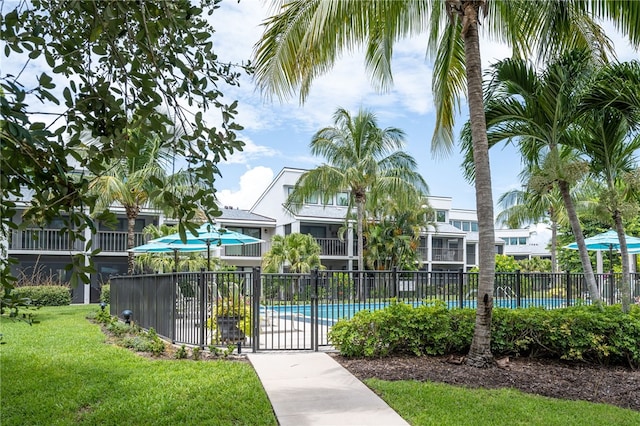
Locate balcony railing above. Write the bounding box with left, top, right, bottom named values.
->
left=222, top=244, right=263, bottom=257
left=10, top=228, right=84, bottom=251
left=432, top=248, right=463, bottom=262
left=94, top=231, right=146, bottom=252
left=315, top=237, right=349, bottom=256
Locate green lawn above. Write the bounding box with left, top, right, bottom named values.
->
left=2, top=305, right=638, bottom=426
left=368, top=378, right=640, bottom=426
left=0, top=305, right=277, bottom=426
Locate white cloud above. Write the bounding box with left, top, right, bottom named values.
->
left=216, top=166, right=274, bottom=209
left=221, top=135, right=279, bottom=165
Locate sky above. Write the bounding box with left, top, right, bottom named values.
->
left=209, top=2, right=638, bottom=214
left=4, top=1, right=637, bottom=216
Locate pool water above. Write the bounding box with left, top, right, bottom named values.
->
left=267, top=298, right=568, bottom=325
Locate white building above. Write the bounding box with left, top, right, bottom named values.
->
left=5, top=167, right=550, bottom=302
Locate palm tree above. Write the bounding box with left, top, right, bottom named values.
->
left=89, top=132, right=197, bottom=273
left=253, top=0, right=633, bottom=366
left=472, top=50, right=604, bottom=304
left=577, top=77, right=640, bottom=311
left=262, top=233, right=323, bottom=273
left=262, top=233, right=323, bottom=299
left=284, top=107, right=428, bottom=275
left=497, top=187, right=566, bottom=273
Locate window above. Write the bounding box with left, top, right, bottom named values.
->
left=519, top=237, right=527, bottom=245
left=510, top=237, right=518, bottom=245
left=471, top=222, right=478, bottom=232
left=336, top=192, right=349, bottom=206
left=305, top=193, right=319, bottom=204
left=451, top=220, right=461, bottom=229
left=462, top=222, right=470, bottom=231
left=436, top=210, right=446, bottom=223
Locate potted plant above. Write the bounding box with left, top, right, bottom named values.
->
left=208, top=282, right=252, bottom=344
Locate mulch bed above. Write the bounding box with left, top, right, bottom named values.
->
left=331, top=354, right=640, bottom=412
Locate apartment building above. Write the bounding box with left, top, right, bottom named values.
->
left=5, top=167, right=549, bottom=303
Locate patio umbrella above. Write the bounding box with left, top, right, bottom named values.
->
left=128, top=241, right=209, bottom=270
left=150, top=223, right=264, bottom=270
left=564, top=230, right=640, bottom=270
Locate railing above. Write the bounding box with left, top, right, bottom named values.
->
left=315, top=237, right=349, bottom=256
left=223, top=244, right=262, bottom=257
left=432, top=248, right=463, bottom=261
left=94, top=231, right=146, bottom=252
left=10, top=228, right=84, bottom=251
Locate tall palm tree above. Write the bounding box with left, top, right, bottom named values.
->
left=253, top=0, right=632, bottom=366
left=471, top=50, right=605, bottom=304
left=284, top=107, right=428, bottom=275
left=578, top=87, right=640, bottom=312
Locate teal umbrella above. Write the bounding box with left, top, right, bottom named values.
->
left=128, top=241, right=209, bottom=270
left=564, top=230, right=640, bottom=270
left=150, top=223, right=263, bottom=270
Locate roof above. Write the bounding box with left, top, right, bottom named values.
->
left=218, top=208, right=275, bottom=223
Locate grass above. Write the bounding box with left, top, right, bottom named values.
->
left=0, top=305, right=277, bottom=426
left=367, top=379, right=640, bottom=426
left=3, top=305, right=639, bottom=426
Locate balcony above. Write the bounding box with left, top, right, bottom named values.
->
left=10, top=228, right=84, bottom=252
left=432, top=248, right=463, bottom=262
left=94, top=231, right=146, bottom=252
left=222, top=244, right=263, bottom=257
left=315, top=237, right=350, bottom=256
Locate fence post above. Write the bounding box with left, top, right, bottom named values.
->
left=565, top=270, right=571, bottom=307
left=171, top=269, right=176, bottom=344
left=458, top=269, right=464, bottom=309
left=199, top=268, right=206, bottom=349
left=565, top=270, right=572, bottom=307
left=252, top=267, right=261, bottom=353
left=609, top=272, right=615, bottom=305
left=392, top=267, right=398, bottom=299
left=515, top=270, right=521, bottom=308
left=311, top=267, right=319, bottom=352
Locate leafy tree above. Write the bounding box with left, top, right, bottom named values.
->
left=284, top=107, right=428, bottom=276
left=252, top=0, right=635, bottom=367
left=1, top=1, right=246, bottom=306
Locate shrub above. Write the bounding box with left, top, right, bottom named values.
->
left=100, top=284, right=110, bottom=303
left=330, top=302, right=640, bottom=368
left=11, top=285, right=71, bottom=306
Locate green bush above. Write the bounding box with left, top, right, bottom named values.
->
left=329, top=302, right=640, bottom=368
left=100, top=284, right=110, bottom=303
left=11, top=285, right=71, bottom=306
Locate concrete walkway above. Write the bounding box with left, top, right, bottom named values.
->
left=247, top=352, right=409, bottom=426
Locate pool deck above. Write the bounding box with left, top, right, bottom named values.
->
left=247, top=351, right=409, bottom=426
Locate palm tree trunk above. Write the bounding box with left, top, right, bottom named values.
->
left=613, top=210, right=631, bottom=312
left=461, top=2, right=495, bottom=368
left=550, top=218, right=558, bottom=273
left=356, top=197, right=365, bottom=300
left=127, top=211, right=136, bottom=274
left=558, top=180, right=602, bottom=305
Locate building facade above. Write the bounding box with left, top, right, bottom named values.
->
left=5, top=167, right=550, bottom=303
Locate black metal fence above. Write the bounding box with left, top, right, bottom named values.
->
left=109, top=269, right=640, bottom=351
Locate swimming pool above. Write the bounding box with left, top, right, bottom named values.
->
left=266, top=298, right=569, bottom=325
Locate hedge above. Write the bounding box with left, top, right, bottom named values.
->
left=328, top=300, right=640, bottom=368
left=11, top=285, right=71, bottom=306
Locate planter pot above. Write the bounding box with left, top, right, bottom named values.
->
left=216, top=316, right=245, bottom=343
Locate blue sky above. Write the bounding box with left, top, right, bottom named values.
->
left=210, top=2, right=638, bottom=212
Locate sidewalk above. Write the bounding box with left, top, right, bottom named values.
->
left=247, top=352, right=409, bottom=426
